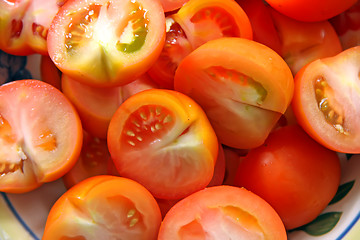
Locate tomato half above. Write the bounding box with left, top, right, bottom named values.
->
left=174, top=37, right=294, bottom=149
left=43, top=175, right=162, bottom=240
left=264, top=0, right=357, bottom=22
left=234, top=125, right=341, bottom=229
left=0, top=80, right=82, bottom=193
left=0, top=0, right=66, bottom=55
left=40, top=55, right=62, bottom=90
left=172, top=0, right=253, bottom=49
left=47, top=0, right=166, bottom=87
left=158, top=185, right=287, bottom=239
left=292, top=46, right=360, bottom=153
left=62, top=131, right=118, bottom=189
left=107, top=89, right=218, bottom=199
left=61, top=73, right=157, bottom=139
left=269, top=8, right=343, bottom=75
left=159, top=0, right=189, bottom=12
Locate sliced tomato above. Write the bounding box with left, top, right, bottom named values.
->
left=62, top=131, right=119, bottom=189
left=40, top=55, right=62, bottom=90
left=0, top=0, right=66, bottom=55
left=47, top=0, right=166, bottom=87
left=147, top=16, right=193, bottom=89
left=107, top=89, right=218, bottom=199
left=158, top=185, right=287, bottom=239
left=174, top=37, right=294, bottom=149
left=234, top=125, right=341, bottom=229
left=265, top=0, right=357, bottom=22
left=159, top=0, right=189, bottom=12
left=61, top=73, right=157, bottom=139
left=269, top=8, right=343, bottom=75
left=0, top=80, right=82, bottom=193
left=172, top=0, right=253, bottom=49
left=292, top=46, right=360, bottom=153
left=43, top=175, right=162, bottom=240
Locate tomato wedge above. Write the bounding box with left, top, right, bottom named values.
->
left=174, top=37, right=294, bottom=149
left=0, top=80, right=82, bottom=193
left=0, top=0, right=66, bottom=55
left=43, top=175, right=162, bottom=240
left=47, top=0, right=166, bottom=87
left=158, top=185, right=287, bottom=239
left=172, top=0, right=253, bottom=49
left=292, top=46, right=360, bottom=153
left=107, top=89, right=218, bottom=199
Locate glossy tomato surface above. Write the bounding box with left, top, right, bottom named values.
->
left=43, top=175, right=162, bottom=240
left=0, top=80, right=83, bottom=193
left=47, top=0, right=166, bottom=87
left=158, top=185, right=287, bottom=239
left=174, top=37, right=294, bottom=149
left=108, top=89, right=218, bottom=199
left=292, top=46, right=360, bottom=153
left=234, top=125, right=341, bottom=229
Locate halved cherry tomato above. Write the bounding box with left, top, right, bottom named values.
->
left=43, top=175, right=162, bottom=240
left=0, top=0, right=66, bottom=55
left=234, top=125, right=341, bottom=229
left=107, top=89, right=218, bottom=199
left=61, top=73, right=157, bottom=139
left=47, top=0, right=166, bottom=87
left=174, top=37, right=294, bottom=149
left=269, top=8, right=343, bottom=75
left=40, top=55, right=62, bottom=90
left=147, top=16, right=193, bottom=89
left=62, top=131, right=119, bottom=189
left=0, top=80, right=82, bottom=193
left=292, top=46, right=360, bottom=153
left=172, top=0, right=253, bottom=49
left=158, top=185, right=287, bottom=239
left=264, top=0, right=357, bottom=22
left=160, top=0, right=189, bottom=12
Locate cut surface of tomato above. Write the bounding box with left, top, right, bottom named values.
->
left=107, top=89, right=218, bottom=199
left=174, top=37, right=294, bottom=149
left=292, top=46, right=360, bottom=153
left=158, top=185, right=287, bottom=240
left=43, top=175, right=162, bottom=240
left=0, top=80, right=82, bottom=193
left=47, top=0, right=166, bottom=87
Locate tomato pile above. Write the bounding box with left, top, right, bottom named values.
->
left=0, top=0, right=359, bottom=239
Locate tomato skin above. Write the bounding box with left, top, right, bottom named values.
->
left=40, top=56, right=62, bottom=90
left=234, top=125, right=341, bottom=229
left=265, top=0, right=357, bottom=22
left=43, top=175, right=162, bottom=240
left=174, top=37, right=294, bottom=149
left=160, top=0, right=189, bottom=12
left=47, top=0, right=166, bottom=87
left=0, top=80, right=83, bottom=193
left=158, top=185, right=287, bottom=240
left=107, top=89, right=218, bottom=199
left=173, top=0, right=253, bottom=49
left=292, top=46, right=360, bottom=153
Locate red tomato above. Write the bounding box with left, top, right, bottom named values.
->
left=158, top=185, right=287, bottom=239
left=292, top=46, right=360, bottom=153
left=147, top=16, right=193, bottom=89
left=234, top=125, right=341, bottom=229
left=269, top=8, right=343, bottom=75
left=0, top=0, right=66, bottom=55
left=40, top=56, right=62, bottom=90
left=62, top=131, right=119, bottom=189
left=236, top=0, right=282, bottom=55
left=47, top=0, right=166, bottom=87
left=174, top=37, right=294, bottom=149
left=207, top=143, right=225, bottom=187
left=107, top=89, right=218, bottom=199
left=43, top=175, right=162, bottom=240
left=0, top=80, right=82, bottom=193
left=61, top=73, right=157, bottom=139
left=265, top=0, right=357, bottom=22
left=172, top=0, right=253, bottom=49
left=330, top=0, right=360, bottom=49
left=159, top=0, right=189, bottom=12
